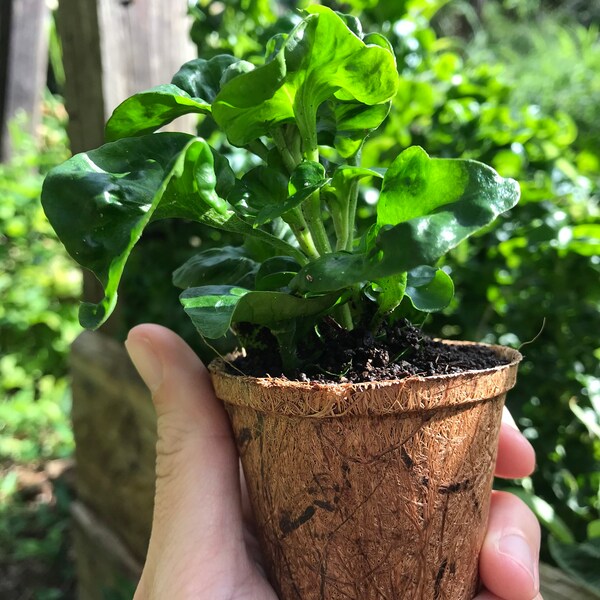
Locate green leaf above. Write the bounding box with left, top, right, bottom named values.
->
left=405, top=267, right=454, bottom=312
left=105, top=85, right=210, bottom=142
left=549, top=536, right=600, bottom=597
left=42, top=133, right=201, bottom=327
left=290, top=146, right=520, bottom=295
left=171, top=55, right=240, bottom=101
left=212, top=43, right=290, bottom=146
left=42, top=133, right=303, bottom=329
left=227, top=165, right=288, bottom=217
left=180, top=285, right=340, bottom=339
left=318, top=100, right=392, bottom=158
left=377, top=145, right=519, bottom=227
left=172, top=247, right=258, bottom=289
left=105, top=55, right=240, bottom=141
left=375, top=272, right=408, bottom=315
left=255, top=161, right=329, bottom=226
left=212, top=6, right=398, bottom=148
left=255, top=256, right=301, bottom=291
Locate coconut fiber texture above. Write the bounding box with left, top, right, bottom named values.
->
left=209, top=342, right=522, bottom=600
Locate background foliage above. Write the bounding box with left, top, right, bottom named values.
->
left=2, top=0, right=598, bottom=595
left=0, top=94, right=79, bottom=596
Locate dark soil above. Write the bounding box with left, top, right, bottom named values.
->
left=232, top=319, right=510, bottom=383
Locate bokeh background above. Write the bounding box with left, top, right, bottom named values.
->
left=1, top=0, right=598, bottom=597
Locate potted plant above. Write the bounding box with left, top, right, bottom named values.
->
left=42, top=6, right=522, bottom=599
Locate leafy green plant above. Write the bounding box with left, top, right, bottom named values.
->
left=41, top=5, right=520, bottom=373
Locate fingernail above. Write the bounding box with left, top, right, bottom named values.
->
left=125, top=336, right=163, bottom=393
left=498, top=533, right=536, bottom=583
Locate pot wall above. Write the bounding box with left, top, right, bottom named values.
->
left=211, top=343, right=521, bottom=600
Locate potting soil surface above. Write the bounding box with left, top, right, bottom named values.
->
left=232, top=319, right=511, bottom=383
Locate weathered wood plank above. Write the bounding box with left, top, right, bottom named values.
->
left=70, top=331, right=156, bottom=561
left=56, top=0, right=196, bottom=155
left=0, top=0, right=50, bottom=160
left=540, top=562, right=598, bottom=600
left=71, top=501, right=141, bottom=600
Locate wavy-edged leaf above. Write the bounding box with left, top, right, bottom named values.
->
left=318, top=100, right=392, bottom=157
left=227, top=165, right=288, bottom=217
left=291, top=146, right=520, bottom=295
left=212, top=6, right=398, bottom=148
left=172, top=247, right=258, bottom=290
left=171, top=55, right=240, bottom=101
left=377, top=145, right=519, bottom=227
left=105, top=55, right=240, bottom=141
left=256, top=161, right=329, bottom=226
left=180, top=285, right=340, bottom=339
left=41, top=133, right=303, bottom=329
left=105, top=85, right=210, bottom=142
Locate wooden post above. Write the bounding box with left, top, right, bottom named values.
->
left=55, top=0, right=196, bottom=337
left=0, top=0, right=50, bottom=161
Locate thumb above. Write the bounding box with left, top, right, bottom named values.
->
left=125, top=324, right=244, bottom=594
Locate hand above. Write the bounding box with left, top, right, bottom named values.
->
left=125, top=324, right=541, bottom=600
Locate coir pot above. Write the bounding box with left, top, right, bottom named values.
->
left=209, top=342, right=522, bottom=600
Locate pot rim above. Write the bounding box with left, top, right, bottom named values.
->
left=209, top=341, right=523, bottom=418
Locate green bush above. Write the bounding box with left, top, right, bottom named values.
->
left=0, top=94, right=80, bottom=462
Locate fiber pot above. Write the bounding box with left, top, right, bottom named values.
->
left=209, top=342, right=522, bottom=600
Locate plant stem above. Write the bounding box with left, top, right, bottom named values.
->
left=301, top=146, right=332, bottom=255
left=345, top=151, right=361, bottom=251
left=271, top=127, right=297, bottom=175
left=246, top=139, right=270, bottom=162
left=283, top=209, right=320, bottom=260
left=336, top=302, right=354, bottom=330
left=303, top=190, right=332, bottom=255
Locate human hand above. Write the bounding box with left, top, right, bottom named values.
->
left=125, top=324, right=541, bottom=600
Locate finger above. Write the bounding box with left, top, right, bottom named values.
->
left=125, top=325, right=244, bottom=591
left=495, top=408, right=536, bottom=479
left=480, top=491, right=541, bottom=600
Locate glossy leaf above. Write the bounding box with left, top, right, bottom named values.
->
left=105, top=85, right=210, bottom=142
left=171, top=55, right=240, bottom=101
left=255, top=256, right=301, bottom=291
left=291, top=146, right=520, bottom=295
left=405, top=267, right=454, bottom=312
left=105, top=55, right=240, bottom=141
left=172, top=247, right=258, bottom=289
left=255, top=161, right=329, bottom=226
left=212, top=6, right=398, bottom=147
left=42, top=133, right=303, bottom=329
left=377, top=145, right=519, bottom=227
left=180, top=285, right=340, bottom=339
left=318, top=101, right=392, bottom=157
left=227, top=165, right=288, bottom=217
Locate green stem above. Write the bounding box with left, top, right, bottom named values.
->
left=345, top=151, right=361, bottom=251
left=271, top=127, right=297, bottom=175
left=303, top=189, right=332, bottom=255
left=331, top=199, right=349, bottom=251
left=336, top=302, right=354, bottom=331
left=246, top=139, right=270, bottom=162
left=283, top=209, right=320, bottom=260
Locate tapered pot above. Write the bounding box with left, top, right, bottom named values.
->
left=209, top=342, right=522, bottom=600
